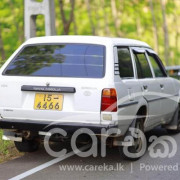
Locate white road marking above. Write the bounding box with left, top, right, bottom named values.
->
left=9, top=144, right=90, bottom=180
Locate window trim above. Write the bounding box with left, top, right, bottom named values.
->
left=131, top=47, right=146, bottom=54
left=131, top=49, right=153, bottom=79
left=146, top=50, right=168, bottom=78
left=115, top=46, right=136, bottom=79
left=133, top=53, right=144, bottom=79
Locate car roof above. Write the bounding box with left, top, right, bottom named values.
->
left=24, top=35, right=151, bottom=48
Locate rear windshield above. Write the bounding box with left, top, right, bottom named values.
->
left=3, top=44, right=105, bottom=78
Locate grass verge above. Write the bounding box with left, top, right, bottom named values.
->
left=0, top=130, right=23, bottom=163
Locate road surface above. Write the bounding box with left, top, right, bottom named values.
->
left=0, top=127, right=179, bottom=180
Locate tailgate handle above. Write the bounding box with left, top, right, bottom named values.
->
left=143, top=85, right=148, bottom=90
left=21, top=85, right=76, bottom=93
left=160, top=84, right=164, bottom=89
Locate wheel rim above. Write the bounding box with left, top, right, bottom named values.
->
left=134, top=121, right=143, bottom=152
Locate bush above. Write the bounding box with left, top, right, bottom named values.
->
left=0, top=130, right=23, bottom=163
left=0, top=130, right=14, bottom=155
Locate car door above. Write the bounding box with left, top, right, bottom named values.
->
left=131, top=47, right=162, bottom=128
left=114, top=46, right=142, bottom=134
left=146, top=50, right=176, bottom=123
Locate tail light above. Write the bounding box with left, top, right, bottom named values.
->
left=101, top=88, right=117, bottom=112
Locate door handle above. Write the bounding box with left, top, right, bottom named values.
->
left=143, top=85, right=148, bottom=90
left=160, top=84, right=164, bottom=89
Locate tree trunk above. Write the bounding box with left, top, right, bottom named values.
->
left=111, top=0, right=121, bottom=37
left=0, top=24, right=5, bottom=61
left=173, top=14, right=179, bottom=53
left=94, top=0, right=101, bottom=35
left=149, top=0, right=159, bottom=53
left=59, top=0, right=75, bottom=35
left=73, top=8, right=78, bottom=35
left=136, top=18, right=141, bottom=38
left=160, top=0, right=169, bottom=66
left=85, top=0, right=96, bottom=35
left=102, top=0, right=110, bottom=36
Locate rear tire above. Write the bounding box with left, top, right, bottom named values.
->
left=166, top=106, right=180, bottom=134
left=14, top=139, right=39, bottom=152
left=122, top=119, right=145, bottom=161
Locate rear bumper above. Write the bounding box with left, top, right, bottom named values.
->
left=0, top=119, right=117, bottom=134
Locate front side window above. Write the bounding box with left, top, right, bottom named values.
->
left=117, top=48, right=134, bottom=78
left=148, top=53, right=167, bottom=77
left=133, top=52, right=152, bottom=78
left=3, top=44, right=105, bottom=78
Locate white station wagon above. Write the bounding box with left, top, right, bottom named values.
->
left=0, top=36, right=180, bottom=158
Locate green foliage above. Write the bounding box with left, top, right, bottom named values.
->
left=0, top=0, right=180, bottom=65
left=0, top=130, right=23, bottom=163
left=0, top=0, right=24, bottom=60
left=0, top=130, right=12, bottom=155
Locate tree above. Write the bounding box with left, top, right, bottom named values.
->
left=149, top=0, right=159, bottom=53
left=85, top=0, right=96, bottom=35
left=8, top=0, right=24, bottom=43
left=0, top=23, right=5, bottom=61
left=111, top=0, right=121, bottom=37
left=160, top=0, right=169, bottom=66
left=59, top=0, right=75, bottom=35
left=0, top=0, right=180, bottom=66
left=102, top=0, right=110, bottom=36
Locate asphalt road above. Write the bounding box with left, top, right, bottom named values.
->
left=0, top=127, right=180, bottom=180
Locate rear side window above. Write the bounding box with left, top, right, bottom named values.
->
left=133, top=52, right=152, bottom=78
left=117, top=48, right=134, bottom=78
left=3, top=44, right=105, bottom=78
left=147, top=53, right=167, bottom=77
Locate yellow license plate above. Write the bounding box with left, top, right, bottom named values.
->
left=34, top=93, right=63, bottom=111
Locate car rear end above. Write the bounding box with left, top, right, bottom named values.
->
left=0, top=36, right=118, bottom=138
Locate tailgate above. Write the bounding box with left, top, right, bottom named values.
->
left=0, top=77, right=103, bottom=123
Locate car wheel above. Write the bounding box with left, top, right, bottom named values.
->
left=122, top=119, right=145, bottom=160
left=14, top=139, right=39, bottom=152
left=166, top=106, right=180, bottom=134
